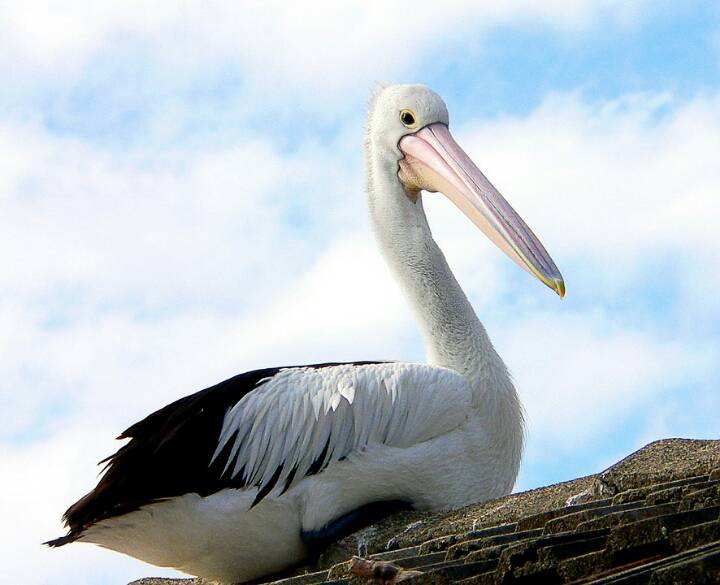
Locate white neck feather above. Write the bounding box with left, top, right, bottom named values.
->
left=366, top=145, right=524, bottom=469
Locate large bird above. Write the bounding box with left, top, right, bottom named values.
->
left=48, top=85, right=564, bottom=584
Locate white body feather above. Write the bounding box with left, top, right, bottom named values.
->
left=81, top=365, right=517, bottom=583
left=81, top=364, right=514, bottom=583
left=212, top=363, right=470, bottom=493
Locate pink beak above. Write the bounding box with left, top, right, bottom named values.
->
left=398, top=123, right=565, bottom=297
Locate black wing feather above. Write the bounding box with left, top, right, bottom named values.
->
left=47, top=361, right=384, bottom=546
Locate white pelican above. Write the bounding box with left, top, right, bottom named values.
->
left=48, top=85, right=564, bottom=584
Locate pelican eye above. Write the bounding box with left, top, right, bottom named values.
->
left=400, top=109, right=417, bottom=128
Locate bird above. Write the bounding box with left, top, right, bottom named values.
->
left=47, top=84, right=564, bottom=584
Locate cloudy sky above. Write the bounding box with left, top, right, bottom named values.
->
left=1, top=2, right=719, bottom=583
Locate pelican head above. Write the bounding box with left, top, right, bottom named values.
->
left=367, top=84, right=565, bottom=298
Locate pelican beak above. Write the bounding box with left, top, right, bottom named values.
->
left=398, top=123, right=565, bottom=297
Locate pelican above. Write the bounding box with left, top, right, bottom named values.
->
left=48, top=85, right=564, bottom=584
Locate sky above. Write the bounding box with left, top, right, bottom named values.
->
left=1, top=1, right=719, bottom=583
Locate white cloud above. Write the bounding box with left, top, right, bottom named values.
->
left=499, top=311, right=714, bottom=447
left=0, top=120, right=362, bottom=307
left=454, top=91, right=720, bottom=310
left=0, top=0, right=655, bottom=100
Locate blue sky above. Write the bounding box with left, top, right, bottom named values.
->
left=7, top=3, right=719, bottom=148
left=1, top=2, right=719, bottom=584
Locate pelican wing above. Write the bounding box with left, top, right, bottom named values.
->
left=51, top=361, right=471, bottom=544
left=212, top=362, right=471, bottom=504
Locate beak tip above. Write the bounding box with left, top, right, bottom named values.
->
left=553, top=278, right=566, bottom=299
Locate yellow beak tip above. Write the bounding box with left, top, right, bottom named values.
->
left=554, top=278, right=566, bottom=299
